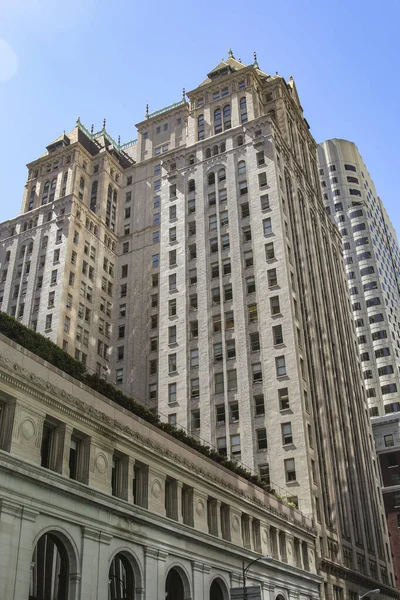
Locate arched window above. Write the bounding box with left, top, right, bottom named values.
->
left=208, top=172, right=215, bottom=186
left=211, top=145, right=218, bottom=156
left=238, top=161, right=246, bottom=176
left=223, top=104, right=231, bottom=130
left=188, top=154, right=195, bottom=165
left=109, top=553, right=135, bottom=600
left=20, top=245, right=26, bottom=258
left=30, top=532, right=69, bottom=600
left=218, top=168, right=226, bottom=182
left=220, top=142, right=226, bottom=153
left=49, top=178, right=57, bottom=202
left=165, top=568, right=185, bottom=600
left=198, top=115, right=205, bottom=140
left=214, top=108, right=222, bottom=134
left=236, top=135, right=244, bottom=147
left=210, top=579, right=227, bottom=600
left=41, top=181, right=50, bottom=205
left=188, top=179, right=195, bottom=193
left=90, top=181, right=98, bottom=212
left=205, top=148, right=211, bottom=159
left=240, top=97, right=248, bottom=123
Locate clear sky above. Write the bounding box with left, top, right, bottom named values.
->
left=0, top=0, right=399, bottom=232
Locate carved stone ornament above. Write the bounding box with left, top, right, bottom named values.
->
left=94, top=452, right=108, bottom=475
left=151, top=479, right=162, bottom=498
left=19, top=417, right=37, bottom=442
left=196, top=499, right=205, bottom=517
left=232, top=516, right=240, bottom=532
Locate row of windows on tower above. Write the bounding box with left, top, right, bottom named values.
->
left=197, top=98, right=247, bottom=140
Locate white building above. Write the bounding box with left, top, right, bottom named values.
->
left=0, top=53, right=397, bottom=598
left=0, top=331, right=322, bottom=600
left=318, top=139, right=400, bottom=417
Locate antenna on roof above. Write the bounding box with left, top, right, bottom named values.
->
left=253, top=51, right=259, bottom=69
left=146, top=104, right=149, bottom=119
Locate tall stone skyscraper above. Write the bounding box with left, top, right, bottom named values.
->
left=318, top=139, right=400, bottom=418
left=0, top=53, right=396, bottom=597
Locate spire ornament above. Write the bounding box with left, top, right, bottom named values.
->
left=253, top=51, right=259, bottom=69
left=182, top=88, right=186, bottom=99
left=228, top=48, right=234, bottom=59
left=146, top=104, right=149, bottom=119
left=118, top=135, right=121, bottom=146
left=102, top=118, right=106, bottom=130
left=91, top=124, right=94, bottom=134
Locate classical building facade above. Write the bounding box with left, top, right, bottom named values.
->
left=0, top=332, right=322, bottom=600
left=0, top=53, right=397, bottom=597
left=372, top=414, right=400, bottom=589
left=318, top=139, right=400, bottom=417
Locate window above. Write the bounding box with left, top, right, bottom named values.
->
left=225, top=311, right=234, bottom=329
left=270, top=296, right=280, bottom=315
left=198, top=114, right=205, bottom=140
left=188, top=179, right=195, bottom=193
left=241, top=202, right=250, bottom=219
left=226, top=339, right=235, bottom=359
left=152, top=254, right=159, bottom=268
left=384, top=434, right=394, bottom=447
left=285, top=458, right=296, bottom=482
left=261, top=194, right=270, bottom=211
left=214, top=108, right=222, bottom=134
left=190, top=320, right=198, bottom=338
left=210, top=238, right=218, bottom=254
left=224, top=284, right=233, bottom=301
left=276, top=356, right=286, bottom=377
left=191, top=378, right=200, bottom=398
left=282, top=423, right=293, bottom=445
left=231, top=434, right=241, bottom=456
left=189, top=268, right=197, bottom=285
left=191, top=410, right=200, bottom=430
left=188, top=221, right=196, bottom=236
left=345, top=164, right=356, bottom=172
left=256, top=151, right=265, bottom=166
left=45, top=314, right=52, bottom=330
left=244, top=250, right=253, bottom=268
left=220, top=210, right=228, bottom=227
left=238, top=161, right=246, bottom=176
left=214, top=343, right=223, bottom=361
left=169, top=325, right=177, bottom=344
left=246, top=276, right=256, bottom=294
left=190, top=348, right=199, bottom=368
left=250, top=332, right=260, bottom=352
left=216, top=405, right=225, bottom=425
left=169, top=298, right=177, bottom=317
left=215, top=372, right=224, bottom=394
left=265, top=242, right=275, bottom=260
left=239, top=181, right=248, bottom=196
left=268, top=269, right=277, bottom=287
left=382, top=384, right=397, bottom=395
left=169, top=383, right=177, bottom=404
left=273, top=325, right=283, bottom=345
left=254, top=394, right=264, bottom=416
left=168, top=354, right=177, bottom=374
left=252, top=363, right=262, bottom=383
left=257, top=428, right=267, bottom=450
left=169, top=274, right=177, bottom=291
left=169, top=250, right=177, bottom=267
left=240, top=97, right=248, bottom=123
left=259, top=172, right=267, bottom=188
left=263, top=218, right=272, bottom=236
left=279, top=388, right=289, bottom=410
left=169, top=205, right=177, bottom=221
left=248, top=304, right=258, bottom=322
left=223, top=369, right=236, bottom=392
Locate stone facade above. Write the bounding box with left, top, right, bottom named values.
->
left=318, top=139, right=400, bottom=418
left=0, top=333, right=322, bottom=599
left=0, top=53, right=397, bottom=598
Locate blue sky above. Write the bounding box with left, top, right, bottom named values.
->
left=1, top=0, right=399, bottom=232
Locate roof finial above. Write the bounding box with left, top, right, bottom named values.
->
left=182, top=87, right=186, bottom=99
left=76, top=116, right=81, bottom=125
left=239, top=58, right=242, bottom=63
left=146, top=103, right=149, bottom=118
left=91, top=124, right=94, bottom=134
left=253, top=51, right=259, bottom=69
left=228, top=48, right=234, bottom=58
left=118, top=135, right=121, bottom=146
left=103, top=118, right=106, bottom=130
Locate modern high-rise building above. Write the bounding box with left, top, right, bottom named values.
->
left=318, top=139, right=400, bottom=418
left=0, top=53, right=397, bottom=597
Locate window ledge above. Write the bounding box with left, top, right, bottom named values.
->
left=168, top=342, right=178, bottom=348
left=280, top=408, right=292, bottom=415
left=277, top=374, right=289, bottom=381
left=274, top=343, right=286, bottom=349
left=283, top=443, right=296, bottom=450
left=268, top=284, right=280, bottom=290
left=169, top=314, right=178, bottom=321
left=285, top=480, right=299, bottom=487
left=169, top=288, right=178, bottom=294
left=169, top=371, right=178, bottom=376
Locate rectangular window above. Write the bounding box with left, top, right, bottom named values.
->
left=215, top=372, right=224, bottom=394
left=190, top=320, right=198, bottom=338
left=250, top=332, right=260, bottom=352
left=169, top=325, right=177, bottom=344
left=257, top=428, right=268, bottom=450
left=190, top=348, right=199, bottom=368
left=230, top=402, right=239, bottom=422
left=169, top=205, right=177, bottom=220
left=252, top=363, right=262, bottom=383
left=225, top=311, right=234, bottom=329
left=258, top=172, right=267, bottom=188
left=267, top=269, right=277, bottom=287
left=231, top=434, right=241, bottom=456
left=227, top=369, right=237, bottom=391
left=169, top=298, right=177, bottom=317
left=244, top=251, right=253, bottom=268
left=254, top=394, right=265, bottom=416
left=169, top=250, right=177, bottom=267
left=261, top=194, right=270, bottom=211
left=168, top=353, right=177, bottom=373
left=216, top=405, right=226, bottom=425
left=169, top=274, right=177, bottom=291
left=285, top=458, right=296, bottom=482
left=248, top=304, right=258, bottom=322
left=226, top=339, right=235, bottom=359
left=191, top=410, right=200, bottom=430
left=273, top=325, right=283, bottom=345
left=191, top=378, right=200, bottom=398
left=270, top=296, right=280, bottom=315
left=282, top=423, right=293, bottom=445
left=265, top=242, right=275, bottom=260
left=279, top=388, right=289, bottom=410
left=246, top=276, right=256, bottom=294
left=276, top=356, right=286, bottom=377
left=168, top=383, right=177, bottom=404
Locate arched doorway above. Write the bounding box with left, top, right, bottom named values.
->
left=29, top=532, right=69, bottom=600
left=210, top=578, right=225, bottom=600
left=109, top=552, right=135, bottom=600
left=165, top=567, right=185, bottom=600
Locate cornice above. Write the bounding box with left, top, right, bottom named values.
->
left=0, top=348, right=315, bottom=536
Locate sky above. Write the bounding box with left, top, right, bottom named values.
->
left=0, top=0, right=399, bottom=232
